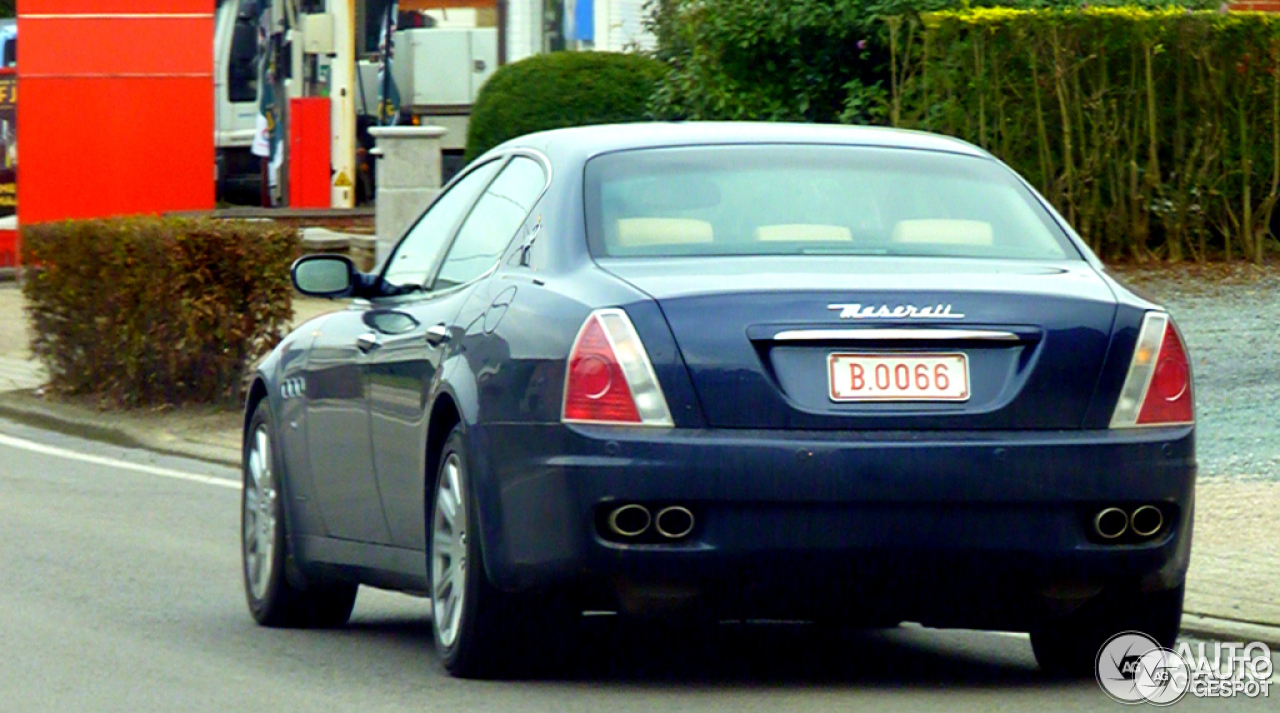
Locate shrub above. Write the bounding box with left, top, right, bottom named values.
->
left=889, top=8, right=1280, bottom=262
left=648, top=0, right=1271, bottom=262
left=648, top=0, right=886, bottom=124
left=22, top=217, right=299, bottom=407
left=646, top=0, right=1215, bottom=126
left=464, top=51, right=669, bottom=161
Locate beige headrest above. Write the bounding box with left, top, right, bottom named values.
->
left=755, top=224, right=853, bottom=242
left=615, top=218, right=714, bottom=247
left=891, top=219, right=994, bottom=246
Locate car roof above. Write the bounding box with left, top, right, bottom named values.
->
left=495, top=122, right=990, bottom=165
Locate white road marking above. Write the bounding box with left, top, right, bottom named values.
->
left=0, top=432, right=239, bottom=490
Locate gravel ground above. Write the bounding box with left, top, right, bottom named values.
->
left=1112, top=264, right=1280, bottom=482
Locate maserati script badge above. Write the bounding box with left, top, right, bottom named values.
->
left=828, top=303, right=965, bottom=319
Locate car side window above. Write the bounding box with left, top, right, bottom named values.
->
left=382, top=160, right=502, bottom=289
left=430, top=156, right=546, bottom=291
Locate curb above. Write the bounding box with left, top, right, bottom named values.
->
left=0, top=389, right=241, bottom=468
left=1181, top=613, right=1280, bottom=648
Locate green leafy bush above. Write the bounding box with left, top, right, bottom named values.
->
left=646, top=0, right=1215, bottom=125
left=464, top=51, right=669, bottom=161
left=648, top=0, right=1271, bottom=261
left=22, top=217, right=299, bottom=407
left=648, top=0, right=885, bottom=124
left=890, top=8, right=1280, bottom=262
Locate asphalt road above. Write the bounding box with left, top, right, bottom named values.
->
left=1, top=417, right=1275, bottom=712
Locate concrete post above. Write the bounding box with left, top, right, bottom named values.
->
left=369, top=126, right=447, bottom=265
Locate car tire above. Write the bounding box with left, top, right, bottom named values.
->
left=430, top=425, right=579, bottom=679
left=1030, top=584, right=1184, bottom=677
left=242, top=400, right=359, bottom=628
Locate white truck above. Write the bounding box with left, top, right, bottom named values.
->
left=214, top=0, right=263, bottom=202
left=213, top=0, right=652, bottom=207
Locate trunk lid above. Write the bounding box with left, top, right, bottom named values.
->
left=601, top=257, right=1117, bottom=430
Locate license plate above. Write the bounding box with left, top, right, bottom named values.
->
left=827, top=353, right=970, bottom=402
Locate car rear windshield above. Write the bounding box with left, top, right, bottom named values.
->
left=583, top=145, right=1079, bottom=261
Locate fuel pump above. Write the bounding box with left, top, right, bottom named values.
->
left=253, top=0, right=357, bottom=208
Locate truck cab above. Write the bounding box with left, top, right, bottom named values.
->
left=214, top=0, right=263, bottom=201
left=211, top=1, right=655, bottom=207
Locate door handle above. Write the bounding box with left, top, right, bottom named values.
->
left=425, top=324, right=451, bottom=347
left=356, top=333, right=380, bottom=353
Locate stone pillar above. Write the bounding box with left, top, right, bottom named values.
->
left=369, top=126, right=447, bottom=264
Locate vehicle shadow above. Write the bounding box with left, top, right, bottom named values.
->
left=554, top=619, right=1052, bottom=688
left=344, top=611, right=1070, bottom=690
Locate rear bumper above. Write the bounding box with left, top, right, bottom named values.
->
left=470, top=423, right=1195, bottom=627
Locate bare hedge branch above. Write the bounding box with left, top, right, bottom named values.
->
left=890, top=8, right=1280, bottom=263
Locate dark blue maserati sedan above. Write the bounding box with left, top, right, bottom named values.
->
left=240, top=122, right=1195, bottom=679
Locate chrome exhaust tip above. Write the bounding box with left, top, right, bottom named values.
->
left=607, top=504, right=651, bottom=538
left=654, top=506, right=695, bottom=539
left=1094, top=507, right=1129, bottom=540
left=1130, top=505, right=1164, bottom=537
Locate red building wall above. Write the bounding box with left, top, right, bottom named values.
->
left=17, top=0, right=213, bottom=225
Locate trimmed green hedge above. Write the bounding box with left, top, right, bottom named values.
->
left=464, top=51, right=669, bottom=162
left=648, top=0, right=1273, bottom=262
left=890, top=8, right=1280, bottom=262
left=22, top=218, right=299, bottom=407
left=646, top=0, right=1216, bottom=126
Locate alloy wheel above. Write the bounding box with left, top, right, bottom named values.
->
left=243, top=425, right=277, bottom=601
left=432, top=453, right=469, bottom=648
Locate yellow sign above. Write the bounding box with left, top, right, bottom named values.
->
left=334, top=171, right=352, bottom=188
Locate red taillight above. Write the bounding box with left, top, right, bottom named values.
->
left=1111, top=312, right=1194, bottom=428
left=563, top=316, right=642, bottom=424
left=1136, top=321, right=1193, bottom=425
left=562, top=309, right=674, bottom=426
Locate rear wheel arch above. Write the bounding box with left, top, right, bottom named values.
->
left=425, top=390, right=510, bottom=593
left=426, top=393, right=463, bottom=500
left=428, top=420, right=581, bottom=678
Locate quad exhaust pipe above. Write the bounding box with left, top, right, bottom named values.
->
left=1093, top=507, right=1129, bottom=540
left=607, top=504, right=651, bottom=538
left=654, top=506, right=695, bottom=539
left=1093, top=505, right=1165, bottom=540
left=605, top=504, right=696, bottom=540
left=1129, top=505, right=1164, bottom=537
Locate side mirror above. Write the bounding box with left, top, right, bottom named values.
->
left=292, top=254, right=356, bottom=298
